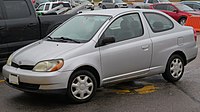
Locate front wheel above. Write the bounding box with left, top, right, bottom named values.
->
left=162, top=55, right=184, bottom=82
left=115, top=5, right=119, bottom=8
left=67, top=70, right=97, bottom=103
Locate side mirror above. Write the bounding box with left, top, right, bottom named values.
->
left=173, top=9, right=178, bottom=13
left=101, top=37, right=115, bottom=46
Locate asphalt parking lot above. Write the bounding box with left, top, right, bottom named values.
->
left=0, top=34, right=200, bottom=112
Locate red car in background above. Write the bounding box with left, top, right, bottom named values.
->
left=150, top=3, right=200, bottom=25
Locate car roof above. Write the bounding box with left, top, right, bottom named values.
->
left=78, top=8, right=161, bottom=17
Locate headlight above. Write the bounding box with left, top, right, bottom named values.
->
left=7, top=55, right=13, bottom=66
left=33, top=59, right=64, bottom=72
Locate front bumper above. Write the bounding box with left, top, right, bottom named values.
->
left=2, top=65, right=73, bottom=92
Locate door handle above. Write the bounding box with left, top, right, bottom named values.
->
left=141, top=45, right=149, bottom=51
left=27, top=23, right=37, bottom=27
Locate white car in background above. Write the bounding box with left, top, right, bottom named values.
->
left=101, top=0, right=128, bottom=9
left=3, top=9, right=198, bottom=103
left=36, top=1, right=72, bottom=15
left=31, top=0, right=50, bottom=8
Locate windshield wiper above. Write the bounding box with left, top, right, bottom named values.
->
left=53, top=37, right=81, bottom=43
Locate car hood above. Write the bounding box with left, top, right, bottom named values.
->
left=12, top=40, right=83, bottom=66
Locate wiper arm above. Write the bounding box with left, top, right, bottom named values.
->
left=46, top=36, right=53, bottom=40
left=55, top=37, right=81, bottom=43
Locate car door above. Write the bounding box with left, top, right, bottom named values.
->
left=107, top=0, right=113, bottom=8
left=2, top=0, right=40, bottom=55
left=165, top=4, right=180, bottom=21
left=99, top=13, right=152, bottom=82
left=0, top=2, right=8, bottom=63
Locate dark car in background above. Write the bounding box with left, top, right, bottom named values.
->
left=181, top=1, right=200, bottom=11
left=151, top=3, right=200, bottom=25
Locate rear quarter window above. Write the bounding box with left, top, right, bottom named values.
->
left=143, top=12, right=174, bottom=33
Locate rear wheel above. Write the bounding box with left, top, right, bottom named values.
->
left=162, top=54, right=184, bottom=82
left=67, top=70, right=97, bottom=103
left=115, top=5, right=119, bottom=8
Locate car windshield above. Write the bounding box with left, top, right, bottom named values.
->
left=115, top=0, right=123, bottom=3
left=49, top=15, right=110, bottom=43
left=52, top=3, right=71, bottom=8
left=175, top=4, right=194, bottom=11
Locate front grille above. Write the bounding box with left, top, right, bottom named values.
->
left=6, top=79, right=39, bottom=90
left=11, top=62, right=34, bottom=70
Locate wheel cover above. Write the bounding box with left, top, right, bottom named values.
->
left=170, top=58, right=183, bottom=78
left=71, top=75, right=94, bottom=100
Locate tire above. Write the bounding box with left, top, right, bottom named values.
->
left=115, top=5, right=119, bottom=8
left=102, top=5, right=106, bottom=9
left=162, top=54, right=184, bottom=82
left=179, top=18, right=186, bottom=25
left=98, top=3, right=102, bottom=8
left=67, top=70, right=97, bottom=103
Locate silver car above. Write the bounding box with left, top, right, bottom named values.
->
left=3, top=9, right=198, bottom=103
left=101, top=0, right=128, bottom=9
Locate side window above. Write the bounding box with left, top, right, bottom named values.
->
left=144, top=12, right=173, bottom=32
left=103, top=13, right=143, bottom=42
left=194, top=4, right=200, bottom=10
left=45, top=4, right=50, bottom=11
left=3, top=0, right=31, bottom=19
left=167, top=5, right=176, bottom=12
left=107, top=0, right=112, bottom=3
left=37, top=4, right=45, bottom=11
left=154, top=4, right=167, bottom=10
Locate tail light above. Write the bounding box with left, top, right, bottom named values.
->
left=194, top=29, right=197, bottom=42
